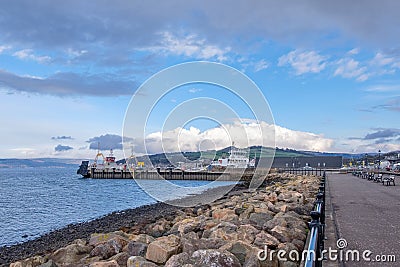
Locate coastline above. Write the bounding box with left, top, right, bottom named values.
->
left=0, top=183, right=246, bottom=266
left=3, top=174, right=321, bottom=267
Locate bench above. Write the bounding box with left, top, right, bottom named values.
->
left=382, top=175, right=395, bottom=186
left=374, top=173, right=383, bottom=183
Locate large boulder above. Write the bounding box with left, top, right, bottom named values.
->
left=89, top=260, right=119, bottom=267
left=125, top=241, right=148, bottom=257
left=165, top=252, right=191, bottom=267
left=191, top=249, right=241, bottom=267
left=127, top=256, right=157, bottom=267
left=90, top=238, right=127, bottom=259
left=50, top=243, right=92, bottom=266
left=206, top=222, right=238, bottom=241
left=89, top=232, right=130, bottom=247
left=10, top=256, right=45, bottom=267
left=237, top=224, right=260, bottom=244
left=253, top=231, right=280, bottom=250
left=249, top=212, right=274, bottom=229
left=145, top=235, right=181, bottom=264
left=181, top=237, right=227, bottom=255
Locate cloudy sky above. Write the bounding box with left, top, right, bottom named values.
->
left=1, top=0, right=400, bottom=158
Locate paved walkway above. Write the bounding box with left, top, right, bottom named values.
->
left=326, top=173, right=399, bottom=267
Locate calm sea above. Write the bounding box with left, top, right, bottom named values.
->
left=0, top=166, right=235, bottom=247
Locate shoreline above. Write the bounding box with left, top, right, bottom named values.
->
left=0, top=182, right=247, bottom=266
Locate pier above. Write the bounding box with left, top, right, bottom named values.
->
left=87, top=168, right=265, bottom=181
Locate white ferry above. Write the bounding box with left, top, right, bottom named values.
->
left=210, top=146, right=255, bottom=169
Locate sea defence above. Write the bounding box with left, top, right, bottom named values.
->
left=6, top=173, right=322, bottom=267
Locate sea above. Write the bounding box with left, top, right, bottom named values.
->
left=0, top=166, right=236, bottom=247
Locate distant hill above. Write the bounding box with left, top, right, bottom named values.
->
left=0, top=158, right=82, bottom=168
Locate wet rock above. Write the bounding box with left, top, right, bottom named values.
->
left=145, top=235, right=181, bottom=264
left=191, top=249, right=241, bottom=267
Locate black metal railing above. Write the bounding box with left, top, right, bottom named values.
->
left=304, top=172, right=326, bottom=267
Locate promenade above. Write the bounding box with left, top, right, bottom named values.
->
left=326, top=173, right=399, bottom=266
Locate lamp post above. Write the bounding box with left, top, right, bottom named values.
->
left=378, top=150, right=381, bottom=174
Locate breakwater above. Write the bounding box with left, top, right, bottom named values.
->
left=8, top=173, right=321, bottom=267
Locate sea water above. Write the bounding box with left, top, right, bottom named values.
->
left=0, top=166, right=236, bottom=247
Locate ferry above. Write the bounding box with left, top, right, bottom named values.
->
left=209, top=146, right=255, bottom=170
left=77, top=148, right=139, bottom=178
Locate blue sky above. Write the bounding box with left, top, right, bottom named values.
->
left=1, top=0, right=400, bottom=158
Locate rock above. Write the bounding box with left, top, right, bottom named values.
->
left=89, top=232, right=130, bottom=247
left=131, top=234, right=155, bottom=244
left=50, top=243, right=92, bottom=266
left=125, top=241, right=148, bottom=257
left=207, top=222, right=238, bottom=241
left=191, top=249, right=241, bottom=267
left=237, top=224, right=260, bottom=243
left=212, top=208, right=236, bottom=220
left=145, top=218, right=171, bottom=237
left=181, top=237, right=227, bottom=255
left=110, top=252, right=130, bottom=267
left=38, top=260, right=58, bottom=267
left=90, top=238, right=127, bottom=259
left=249, top=212, right=274, bottom=229
left=165, top=252, right=191, bottom=267
left=224, top=241, right=255, bottom=265
left=89, top=260, right=120, bottom=267
left=145, top=235, right=181, bottom=264
left=253, top=231, right=280, bottom=249
left=169, top=218, right=201, bottom=236
left=270, top=226, right=291, bottom=243
left=127, top=256, right=157, bottom=267
left=279, top=205, right=288, bottom=213
left=11, top=256, right=46, bottom=267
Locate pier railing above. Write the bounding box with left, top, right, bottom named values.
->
left=304, top=172, right=326, bottom=267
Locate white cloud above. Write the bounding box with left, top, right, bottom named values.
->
left=151, top=32, right=231, bottom=62
left=347, top=48, right=360, bottom=55
left=13, top=49, right=51, bottom=63
left=365, top=84, right=400, bottom=93
left=253, top=59, right=269, bottom=72
left=0, top=45, right=11, bottom=54
left=370, top=52, right=395, bottom=67
left=334, top=58, right=368, bottom=81
left=131, top=121, right=334, bottom=154
left=278, top=50, right=327, bottom=75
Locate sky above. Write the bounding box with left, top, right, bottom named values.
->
left=1, top=0, right=400, bottom=159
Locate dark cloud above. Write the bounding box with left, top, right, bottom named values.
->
left=51, top=136, right=73, bottom=140
left=0, top=70, right=136, bottom=96
left=0, top=0, right=399, bottom=55
left=87, top=134, right=132, bottom=150
left=54, top=144, right=73, bottom=152
left=364, top=128, right=400, bottom=140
